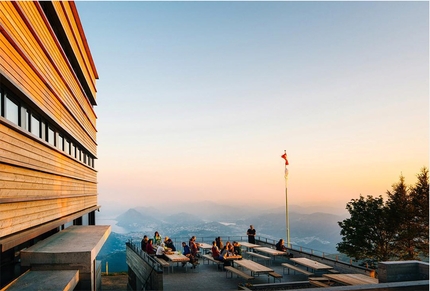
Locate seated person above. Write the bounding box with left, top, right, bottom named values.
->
left=182, top=241, right=198, bottom=268
left=211, top=241, right=220, bottom=259
left=190, top=238, right=199, bottom=258
left=182, top=242, right=190, bottom=255
left=141, top=235, right=148, bottom=252
left=189, top=236, right=201, bottom=253
left=165, top=238, right=176, bottom=251
left=215, top=236, right=224, bottom=250
left=153, top=231, right=162, bottom=246
left=218, top=243, right=232, bottom=266
left=156, top=243, right=166, bottom=259
left=275, top=239, right=287, bottom=252
left=227, top=241, right=235, bottom=255
left=276, top=238, right=293, bottom=257
left=146, top=239, right=155, bottom=255
left=233, top=241, right=242, bottom=256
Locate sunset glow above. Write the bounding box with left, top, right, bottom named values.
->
left=75, top=1, right=429, bottom=215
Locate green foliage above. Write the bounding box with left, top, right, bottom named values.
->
left=337, top=167, right=429, bottom=265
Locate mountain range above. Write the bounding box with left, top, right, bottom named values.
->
left=96, top=201, right=348, bottom=272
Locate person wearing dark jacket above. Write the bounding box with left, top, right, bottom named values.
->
left=146, top=239, right=155, bottom=255
left=141, top=235, right=148, bottom=252
left=275, top=238, right=293, bottom=257
left=276, top=239, right=287, bottom=252
left=165, top=238, right=176, bottom=251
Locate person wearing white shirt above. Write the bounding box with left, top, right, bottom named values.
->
left=156, top=243, right=166, bottom=259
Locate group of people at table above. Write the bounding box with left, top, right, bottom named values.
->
left=140, top=226, right=291, bottom=270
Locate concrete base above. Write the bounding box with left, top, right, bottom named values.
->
left=20, top=225, right=111, bottom=291
left=379, top=261, right=429, bottom=283
left=3, top=270, right=79, bottom=291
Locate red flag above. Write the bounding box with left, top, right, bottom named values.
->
left=281, top=153, right=289, bottom=165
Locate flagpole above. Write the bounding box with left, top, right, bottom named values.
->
left=285, top=167, right=290, bottom=248
left=281, top=150, right=290, bottom=248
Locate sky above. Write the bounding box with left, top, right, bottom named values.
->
left=74, top=1, right=429, bottom=215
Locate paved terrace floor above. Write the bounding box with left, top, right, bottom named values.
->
left=161, top=254, right=311, bottom=290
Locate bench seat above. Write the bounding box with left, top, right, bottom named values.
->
left=154, top=257, right=170, bottom=273
left=309, top=280, right=330, bottom=287
left=268, top=271, right=283, bottom=283
left=202, top=254, right=223, bottom=265
left=246, top=252, right=270, bottom=265
left=282, top=262, right=313, bottom=276
left=224, top=266, right=254, bottom=281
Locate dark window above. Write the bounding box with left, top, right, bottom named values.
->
left=59, top=134, right=64, bottom=151
left=0, top=83, right=95, bottom=169
left=71, top=143, right=75, bottom=158
left=30, top=114, right=41, bottom=138
left=48, top=126, right=55, bottom=146
left=65, top=139, right=71, bottom=155
left=5, top=94, right=19, bottom=125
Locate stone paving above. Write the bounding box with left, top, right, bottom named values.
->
left=163, top=255, right=311, bottom=290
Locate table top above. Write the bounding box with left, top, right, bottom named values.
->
left=290, top=258, right=333, bottom=270
left=239, top=242, right=261, bottom=248
left=323, top=274, right=378, bottom=285
left=224, top=255, right=242, bottom=261
left=234, top=259, right=273, bottom=274
left=199, top=243, right=212, bottom=249
left=255, top=247, right=287, bottom=256
left=164, top=252, right=190, bottom=262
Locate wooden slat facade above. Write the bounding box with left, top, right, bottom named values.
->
left=0, top=0, right=99, bottom=257
left=0, top=1, right=97, bottom=155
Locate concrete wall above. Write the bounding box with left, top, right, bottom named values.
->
left=378, top=261, right=429, bottom=283
left=288, top=249, right=376, bottom=277
left=126, top=243, right=163, bottom=290
left=20, top=226, right=110, bottom=291
left=244, top=280, right=429, bottom=291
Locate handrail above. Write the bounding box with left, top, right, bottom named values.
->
left=126, top=240, right=162, bottom=272
left=129, top=235, right=371, bottom=270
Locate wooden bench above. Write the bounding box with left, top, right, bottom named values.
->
left=154, top=257, right=170, bottom=273
left=309, top=280, right=330, bottom=287
left=202, top=254, right=223, bottom=265
left=246, top=252, right=271, bottom=265
left=268, top=271, right=283, bottom=283
left=281, top=263, right=313, bottom=276
left=309, top=277, right=331, bottom=287
left=224, top=266, right=254, bottom=281
left=328, top=269, right=340, bottom=274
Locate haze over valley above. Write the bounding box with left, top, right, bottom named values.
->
left=96, top=201, right=347, bottom=272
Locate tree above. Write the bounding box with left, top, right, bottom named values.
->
left=337, top=168, right=429, bottom=264
left=337, top=195, right=395, bottom=265
left=409, top=167, right=429, bottom=257
left=386, top=174, right=416, bottom=260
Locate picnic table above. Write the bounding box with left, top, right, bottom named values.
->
left=239, top=242, right=260, bottom=251
left=323, top=273, right=378, bottom=285
left=164, top=252, right=189, bottom=263
left=290, top=257, right=333, bottom=272
left=224, top=255, right=242, bottom=261
left=234, top=258, right=273, bottom=277
left=198, top=243, right=212, bottom=254
left=164, top=252, right=190, bottom=272
left=255, top=247, right=287, bottom=257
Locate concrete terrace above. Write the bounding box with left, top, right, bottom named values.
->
left=124, top=239, right=429, bottom=291
left=162, top=254, right=311, bottom=291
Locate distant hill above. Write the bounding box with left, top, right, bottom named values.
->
left=96, top=202, right=346, bottom=271
left=163, top=212, right=204, bottom=225
left=115, top=208, right=160, bottom=231
left=110, top=203, right=343, bottom=252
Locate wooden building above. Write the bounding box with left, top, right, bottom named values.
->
left=0, top=1, right=107, bottom=289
